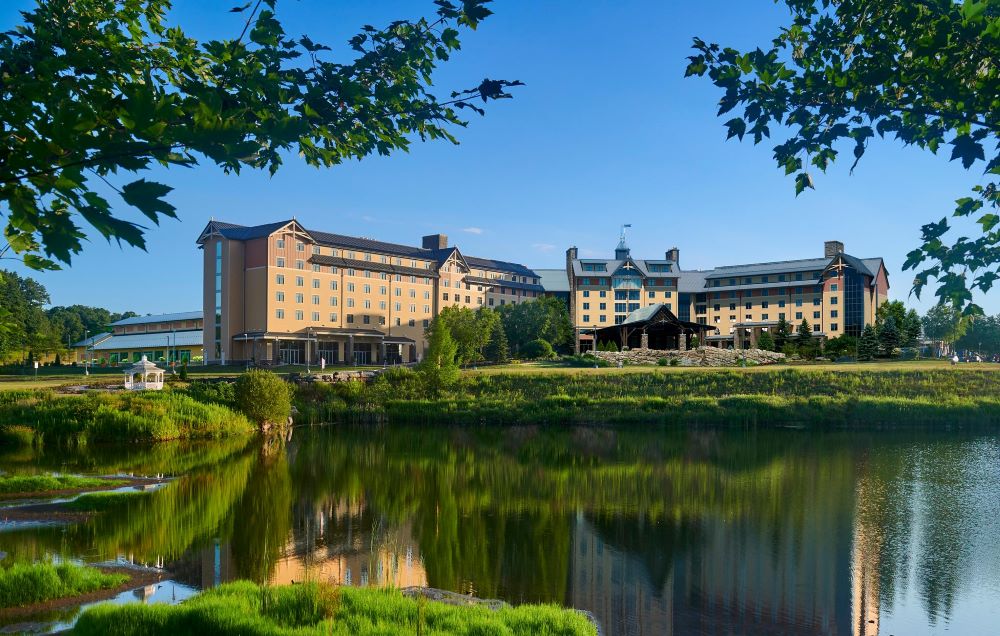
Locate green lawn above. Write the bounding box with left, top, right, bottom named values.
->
left=0, top=561, right=127, bottom=609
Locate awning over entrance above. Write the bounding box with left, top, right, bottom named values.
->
left=593, top=304, right=713, bottom=350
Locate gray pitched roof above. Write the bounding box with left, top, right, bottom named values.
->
left=71, top=332, right=112, bottom=348
left=535, top=269, right=570, bottom=293
left=704, top=257, right=830, bottom=279
left=111, top=311, right=202, bottom=327
left=91, top=330, right=203, bottom=351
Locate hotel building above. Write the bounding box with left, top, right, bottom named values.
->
left=197, top=219, right=543, bottom=365
left=71, top=311, right=204, bottom=366
left=558, top=230, right=888, bottom=352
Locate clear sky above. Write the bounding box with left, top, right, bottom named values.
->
left=3, top=1, right=995, bottom=314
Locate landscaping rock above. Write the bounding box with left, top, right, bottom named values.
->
left=590, top=346, right=785, bottom=367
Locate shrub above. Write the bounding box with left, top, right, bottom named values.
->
left=756, top=330, right=775, bottom=352
left=670, top=358, right=680, bottom=367
left=522, top=339, right=555, bottom=360
left=657, top=357, right=669, bottom=366
left=185, top=381, right=236, bottom=408
left=234, top=370, right=293, bottom=427
left=179, top=361, right=189, bottom=381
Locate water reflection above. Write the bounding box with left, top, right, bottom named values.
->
left=1, top=427, right=998, bottom=635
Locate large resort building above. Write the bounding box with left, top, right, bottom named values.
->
left=559, top=229, right=889, bottom=352
left=197, top=219, right=543, bottom=365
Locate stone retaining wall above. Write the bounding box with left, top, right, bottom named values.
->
left=591, top=346, right=785, bottom=367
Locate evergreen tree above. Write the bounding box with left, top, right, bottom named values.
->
left=796, top=319, right=816, bottom=358
left=773, top=317, right=792, bottom=349
left=902, top=309, right=923, bottom=347
left=418, top=320, right=460, bottom=395
left=858, top=324, right=879, bottom=361
left=484, top=322, right=510, bottom=364
left=877, top=316, right=901, bottom=357
left=756, top=329, right=775, bottom=352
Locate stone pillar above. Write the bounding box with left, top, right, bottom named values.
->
left=749, top=328, right=759, bottom=349
left=347, top=335, right=355, bottom=366
left=640, top=332, right=649, bottom=350
left=678, top=331, right=687, bottom=351
left=380, top=342, right=387, bottom=364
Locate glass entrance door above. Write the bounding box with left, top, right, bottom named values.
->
left=353, top=345, right=370, bottom=366
left=279, top=341, right=303, bottom=365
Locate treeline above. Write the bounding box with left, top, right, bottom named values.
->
left=0, top=270, right=135, bottom=364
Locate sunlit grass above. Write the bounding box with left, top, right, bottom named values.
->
left=63, top=490, right=149, bottom=512
left=0, top=473, right=125, bottom=495
left=73, top=581, right=597, bottom=635
left=0, top=561, right=126, bottom=609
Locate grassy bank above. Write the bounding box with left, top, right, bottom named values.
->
left=0, top=562, right=127, bottom=609
left=0, top=390, right=254, bottom=443
left=0, top=474, right=126, bottom=496
left=73, top=581, right=595, bottom=636
left=296, top=367, right=1000, bottom=428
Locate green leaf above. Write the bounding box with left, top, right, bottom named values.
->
left=121, top=179, right=177, bottom=222
left=22, top=254, right=61, bottom=271
left=949, top=135, right=985, bottom=169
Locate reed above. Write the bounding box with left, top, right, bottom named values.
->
left=0, top=561, right=126, bottom=608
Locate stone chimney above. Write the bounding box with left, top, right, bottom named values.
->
left=824, top=240, right=845, bottom=258
left=422, top=233, right=448, bottom=250
left=666, top=247, right=680, bottom=266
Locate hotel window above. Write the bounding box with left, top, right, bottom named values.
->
left=778, top=274, right=786, bottom=282
left=796, top=312, right=803, bottom=320
left=813, top=311, right=820, bottom=319
left=312, top=264, right=321, bottom=272
left=762, top=314, right=769, bottom=320
left=762, top=301, right=769, bottom=309
left=477, top=297, right=483, bottom=305
left=347, top=298, right=355, bottom=308
left=277, top=257, right=285, bottom=267
left=276, top=291, right=285, bottom=301
left=363, top=284, right=371, bottom=294
left=730, top=315, right=736, bottom=321
left=312, top=279, right=319, bottom=288
left=348, top=268, right=355, bottom=276
left=365, top=253, right=372, bottom=261
left=813, top=324, right=821, bottom=332
left=296, top=242, right=304, bottom=252
left=379, top=286, right=386, bottom=295
left=489, top=298, right=494, bottom=306
left=443, top=280, right=450, bottom=287
left=813, top=298, right=821, bottom=306
left=295, top=293, right=303, bottom=303
left=583, top=315, right=590, bottom=323
left=600, top=302, right=607, bottom=310
left=378, top=316, right=386, bottom=325
left=409, top=289, right=416, bottom=298
left=443, top=293, right=449, bottom=301
left=296, top=260, right=304, bottom=269
left=295, top=310, right=303, bottom=320
left=830, top=323, right=839, bottom=331
left=830, top=296, right=839, bottom=305
left=329, top=281, right=337, bottom=290
left=312, top=295, right=319, bottom=305
left=779, top=312, right=785, bottom=320
left=831, top=283, right=839, bottom=291
left=762, top=276, right=769, bottom=283
left=363, top=315, right=370, bottom=324
left=745, top=314, right=752, bottom=320
left=332, top=249, right=339, bottom=257
left=424, top=277, right=431, bottom=285
left=745, top=302, right=752, bottom=310
left=761, top=288, right=769, bottom=296
left=778, top=300, right=786, bottom=308
left=730, top=303, right=736, bottom=311
left=424, top=305, right=431, bottom=313
left=795, top=299, right=803, bottom=307
left=583, top=290, right=590, bottom=297
left=729, top=291, right=737, bottom=298
left=666, top=303, right=672, bottom=311
left=276, top=239, right=285, bottom=249
left=465, top=296, right=471, bottom=303
left=744, top=277, right=752, bottom=284
left=795, top=272, right=803, bottom=281
left=347, top=283, right=355, bottom=292
left=330, top=313, right=338, bottom=321
left=714, top=304, right=721, bottom=311
left=312, top=312, right=319, bottom=321
left=276, top=274, right=284, bottom=284
left=648, top=291, right=655, bottom=298
left=296, top=276, right=304, bottom=286
left=395, top=288, right=402, bottom=297
left=714, top=292, right=721, bottom=299
left=364, top=271, right=371, bottom=278
left=583, top=302, right=590, bottom=310
left=347, top=315, right=354, bottom=323
left=423, top=319, right=430, bottom=327
left=312, top=246, right=320, bottom=254
left=423, top=291, right=430, bottom=299
left=330, top=297, right=338, bottom=306
left=729, top=278, right=736, bottom=285
left=409, top=303, right=415, bottom=312
left=409, top=319, right=415, bottom=327
left=276, top=309, right=284, bottom=319
left=330, top=266, right=338, bottom=274
left=831, top=309, right=839, bottom=318
left=379, top=301, right=386, bottom=310
left=599, top=291, right=607, bottom=298
left=363, top=300, right=371, bottom=309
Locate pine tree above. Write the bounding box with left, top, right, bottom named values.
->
left=902, top=309, right=922, bottom=347
left=773, top=317, right=792, bottom=349
left=858, top=324, right=879, bottom=361
left=484, top=323, right=510, bottom=364
left=418, top=321, right=460, bottom=395
left=757, top=329, right=775, bottom=351
left=878, top=316, right=901, bottom=357
left=796, top=319, right=815, bottom=357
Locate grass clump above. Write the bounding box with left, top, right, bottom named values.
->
left=0, top=561, right=126, bottom=608
left=73, top=581, right=597, bottom=636
left=0, top=390, right=254, bottom=443
left=0, top=473, right=125, bottom=495
left=64, top=490, right=149, bottom=512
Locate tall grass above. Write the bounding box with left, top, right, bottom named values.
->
left=0, top=561, right=127, bottom=608
left=297, top=368, right=1000, bottom=428
left=0, top=474, right=125, bottom=495
left=0, top=390, right=255, bottom=443
left=73, top=581, right=596, bottom=636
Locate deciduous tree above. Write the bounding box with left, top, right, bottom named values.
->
left=686, top=0, right=1000, bottom=312
left=0, top=0, right=520, bottom=269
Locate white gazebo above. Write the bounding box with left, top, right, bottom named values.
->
left=124, top=356, right=165, bottom=390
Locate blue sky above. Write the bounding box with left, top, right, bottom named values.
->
left=3, top=1, right=994, bottom=314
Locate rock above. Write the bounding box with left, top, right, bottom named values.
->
left=590, top=346, right=785, bottom=367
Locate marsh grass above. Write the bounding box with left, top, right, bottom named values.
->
left=63, top=490, right=149, bottom=512
left=0, top=390, right=254, bottom=443
left=299, top=368, right=1000, bottom=427
left=72, top=581, right=596, bottom=636
left=0, top=473, right=125, bottom=495
left=0, top=561, right=127, bottom=608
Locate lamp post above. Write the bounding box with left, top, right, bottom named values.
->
left=83, top=328, right=89, bottom=376
left=305, top=327, right=312, bottom=374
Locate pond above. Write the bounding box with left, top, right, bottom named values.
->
left=1, top=426, right=998, bottom=635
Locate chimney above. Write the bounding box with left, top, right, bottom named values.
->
left=824, top=240, right=845, bottom=258
left=422, top=233, right=448, bottom=250
left=665, top=247, right=680, bottom=266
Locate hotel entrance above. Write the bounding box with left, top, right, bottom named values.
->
left=279, top=340, right=304, bottom=365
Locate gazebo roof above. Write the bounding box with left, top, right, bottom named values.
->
left=124, top=355, right=163, bottom=373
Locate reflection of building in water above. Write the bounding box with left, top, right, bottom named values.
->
left=851, top=474, right=881, bottom=636
left=569, top=504, right=854, bottom=636
left=271, top=497, right=427, bottom=588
